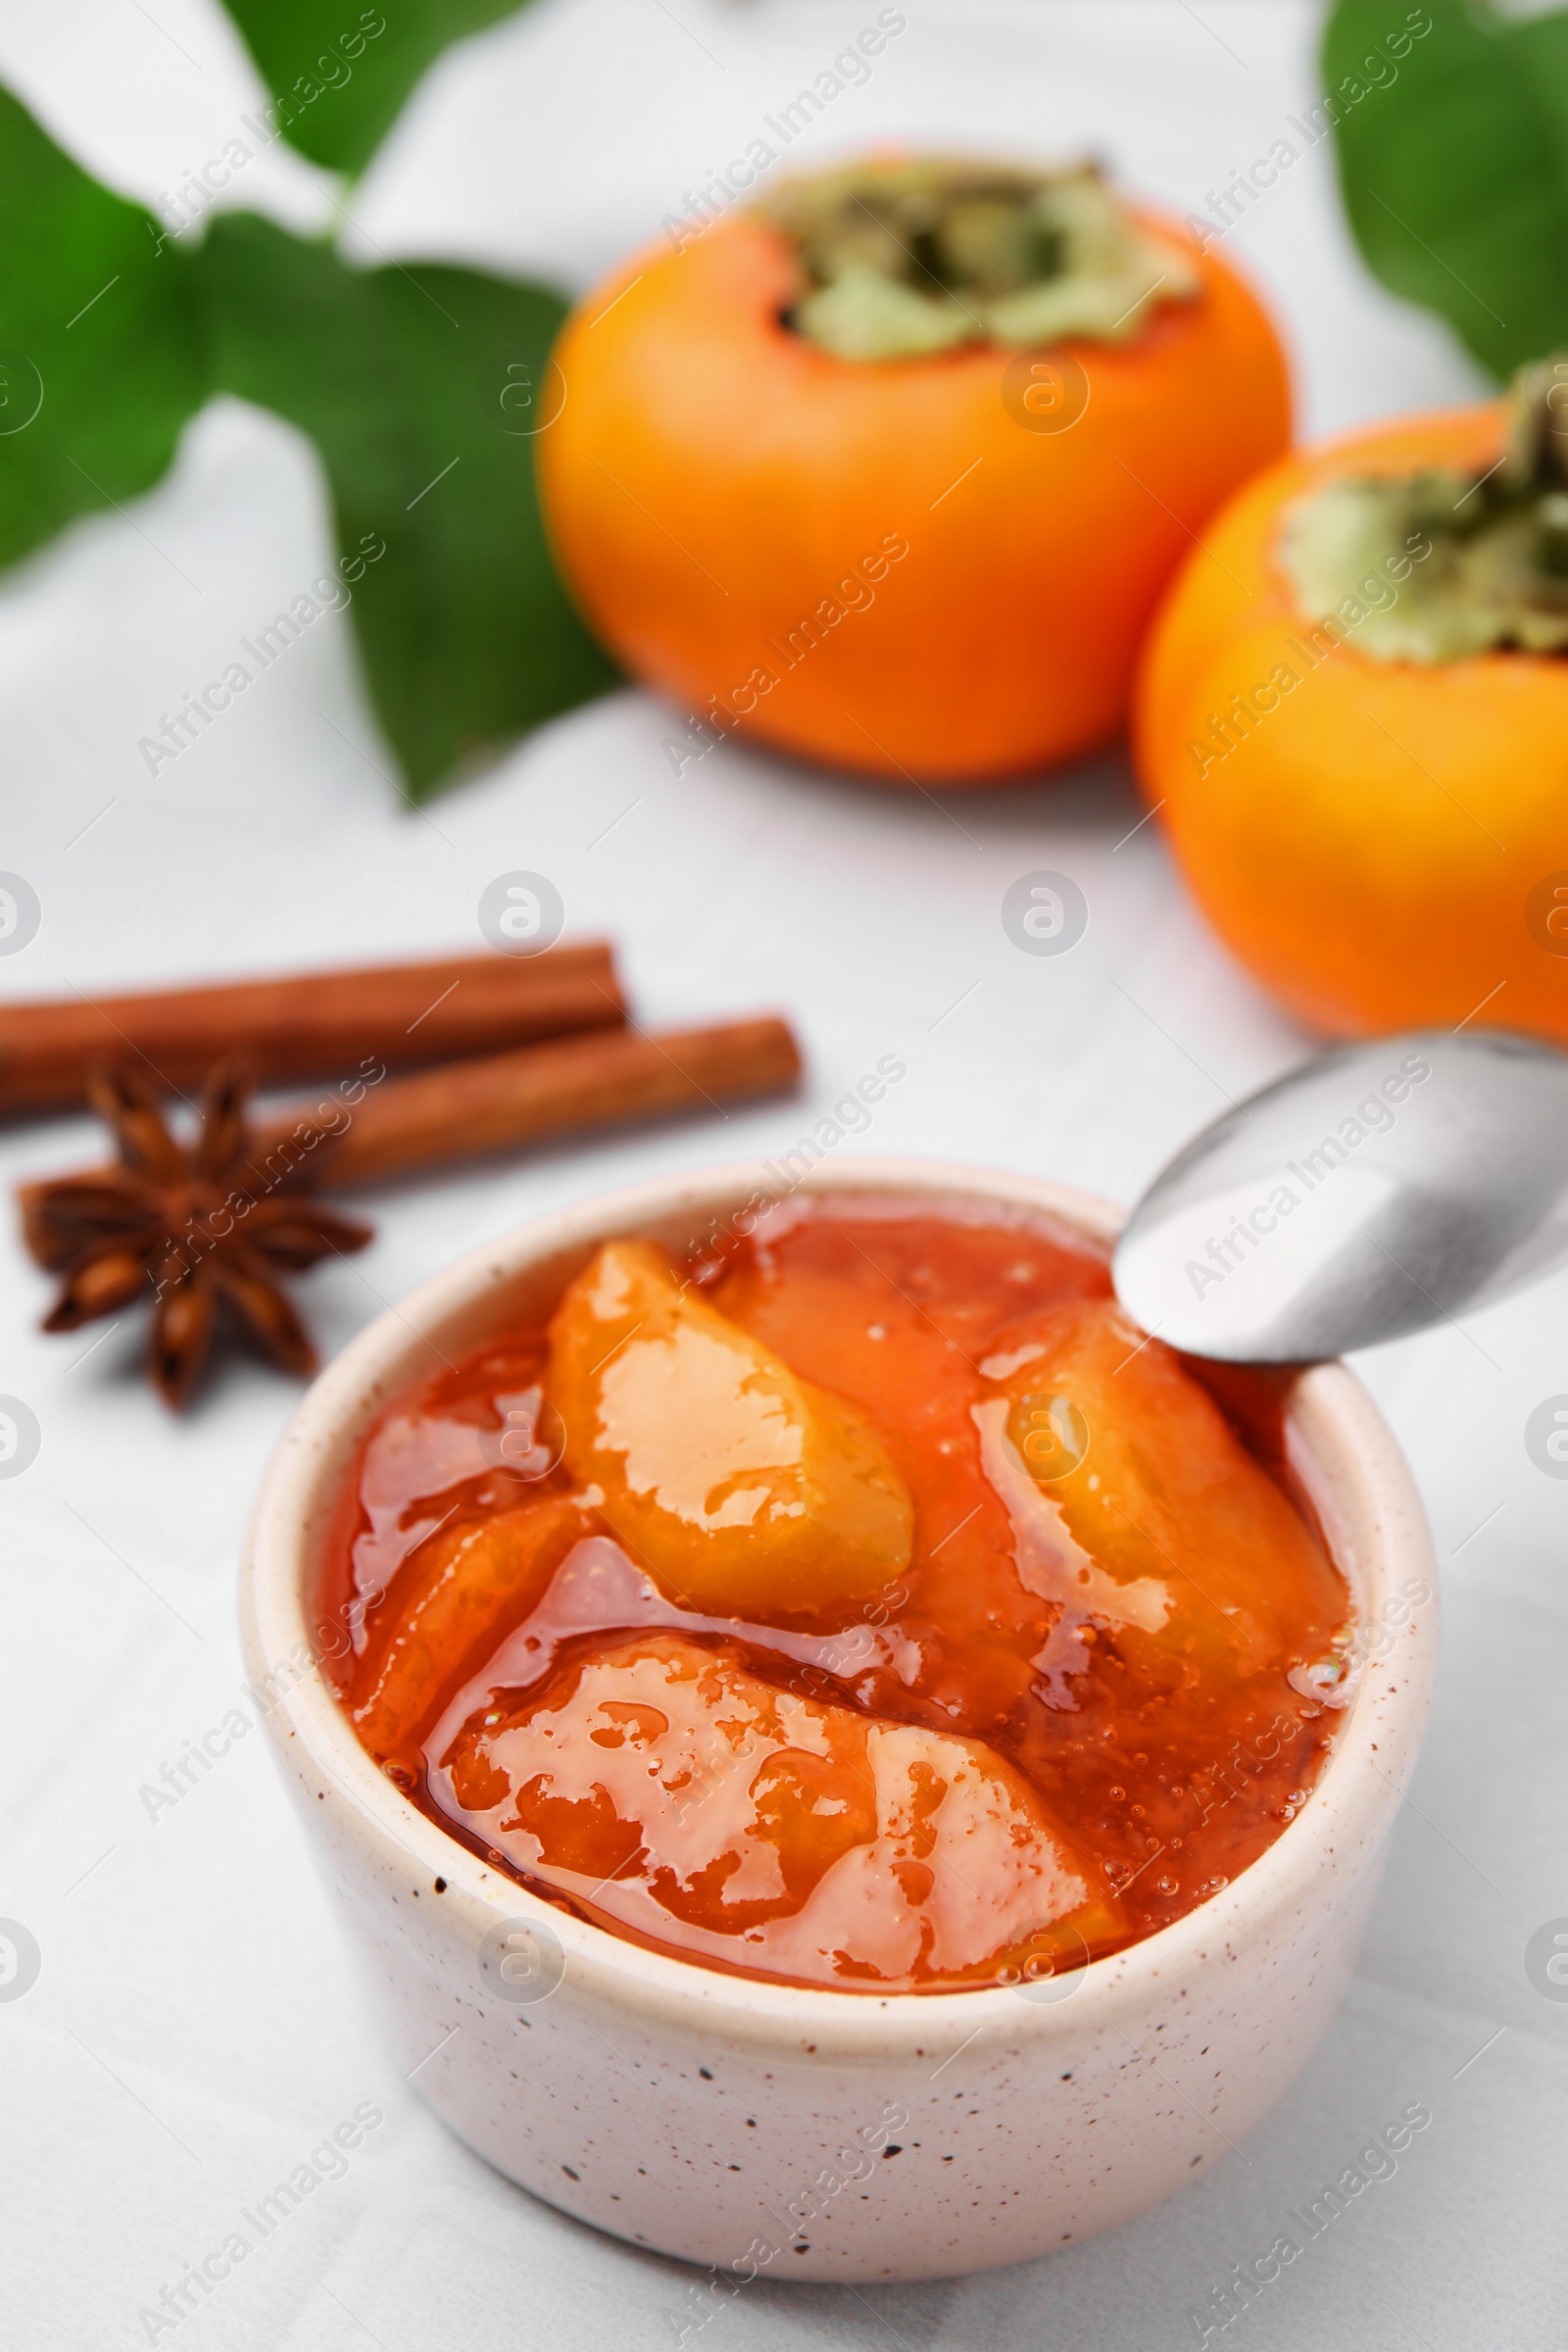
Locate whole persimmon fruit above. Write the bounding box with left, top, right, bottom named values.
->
left=538, top=158, right=1290, bottom=785
left=1134, top=359, right=1568, bottom=1045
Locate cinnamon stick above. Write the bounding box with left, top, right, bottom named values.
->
left=0, top=945, right=624, bottom=1119
left=244, top=1015, right=802, bottom=1189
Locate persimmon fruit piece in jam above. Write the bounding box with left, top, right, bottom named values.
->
left=987, top=1297, right=1347, bottom=1690
left=546, top=1239, right=913, bottom=1621
left=440, top=1633, right=1123, bottom=1989
left=349, top=1494, right=589, bottom=1763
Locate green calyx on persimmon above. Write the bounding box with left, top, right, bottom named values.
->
left=759, top=158, right=1198, bottom=362
left=1280, top=352, right=1568, bottom=662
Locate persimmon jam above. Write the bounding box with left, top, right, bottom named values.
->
left=318, top=1196, right=1352, bottom=1994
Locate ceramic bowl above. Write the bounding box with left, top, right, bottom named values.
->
left=239, top=1157, right=1438, bottom=2282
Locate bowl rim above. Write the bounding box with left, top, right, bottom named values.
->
left=239, top=1153, right=1438, bottom=2063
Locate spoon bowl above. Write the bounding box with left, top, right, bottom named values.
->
left=1113, top=1028, right=1568, bottom=1360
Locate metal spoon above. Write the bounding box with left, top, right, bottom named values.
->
left=1112, top=1028, right=1568, bottom=1360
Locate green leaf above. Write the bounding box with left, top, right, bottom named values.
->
left=0, top=74, right=612, bottom=799
left=192, top=212, right=617, bottom=798
left=220, top=0, right=530, bottom=178
left=1323, top=0, right=1568, bottom=379
left=0, top=85, right=206, bottom=567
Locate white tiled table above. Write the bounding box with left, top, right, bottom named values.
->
left=1, top=6, right=1561, bottom=2346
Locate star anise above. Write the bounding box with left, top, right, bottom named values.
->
left=22, top=1058, right=372, bottom=1407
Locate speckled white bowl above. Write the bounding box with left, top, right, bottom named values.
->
left=239, top=1158, right=1438, bottom=2282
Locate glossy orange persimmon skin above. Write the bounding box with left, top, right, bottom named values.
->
left=1134, top=405, right=1568, bottom=1044
left=538, top=211, right=1291, bottom=784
